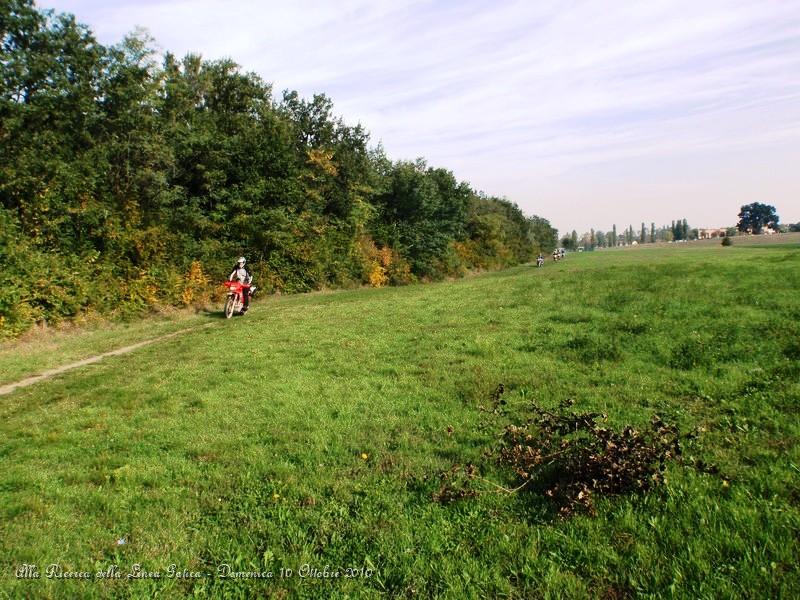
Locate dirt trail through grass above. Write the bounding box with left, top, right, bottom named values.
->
left=0, top=323, right=216, bottom=396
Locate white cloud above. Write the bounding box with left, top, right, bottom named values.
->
left=40, top=0, right=800, bottom=230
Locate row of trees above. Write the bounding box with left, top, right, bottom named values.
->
left=0, top=1, right=557, bottom=337
left=560, top=219, right=695, bottom=251
left=561, top=203, right=795, bottom=252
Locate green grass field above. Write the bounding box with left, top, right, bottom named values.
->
left=1, top=243, right=799, bottom=599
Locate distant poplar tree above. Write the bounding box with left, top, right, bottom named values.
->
left=590, top=228, right=596, bottom=249
left=675, top=219, right=685, bottom=241
left=612, top=224, right=617, bottom=246
left=640, top=223, right=646, bottom=243
left=650, top=222, right=655, bottom=243
left=571, top=230, right=578, bottom=249
left=682, top=219, right=689, bottom=240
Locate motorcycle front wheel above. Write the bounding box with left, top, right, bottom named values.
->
left=224, top=295, right=237, bottom=319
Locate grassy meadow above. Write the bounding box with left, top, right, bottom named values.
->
left=1, top=242, right=799, bottom=598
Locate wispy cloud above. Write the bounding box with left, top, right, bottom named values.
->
left=41, top=0, right=800, bottom=231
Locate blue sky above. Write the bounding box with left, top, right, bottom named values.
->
left=40, top=0, right=800, bottom=234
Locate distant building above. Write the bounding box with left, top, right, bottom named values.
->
left=698, top=228, right=727, bottom=239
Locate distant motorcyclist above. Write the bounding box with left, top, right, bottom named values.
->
left=228, top=256, right=254, bottom=313
left=536, top=254, right=545, bottom=267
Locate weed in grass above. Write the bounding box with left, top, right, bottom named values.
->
left=564, top=334, right=622, bottom=362
left=783, top=339, right=800, bottom=361
left=432, top=464, right=480, bottom=504
left=668, top=331, right=736, bottom=370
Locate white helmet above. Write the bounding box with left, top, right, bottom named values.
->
left=237, top=256, right=246, bottom=265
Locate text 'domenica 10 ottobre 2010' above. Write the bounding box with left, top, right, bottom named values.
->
left=14, top=562, right=375, bottom=581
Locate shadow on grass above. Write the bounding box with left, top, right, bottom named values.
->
left=507, top=478, right=571, bottom=524
left=199, top=308, right=248, bottom=320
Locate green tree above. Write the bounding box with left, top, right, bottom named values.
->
left=527, top=215, right=558, bottom=255
left=596, top=230, right=606, bottom=247
left=737, top=203, right=780, bottom=234
left=1, top=0, right=107, bottom=248
left=373, top=159, right=471, bottom=278
left=0, top=0, right=559, bottom=336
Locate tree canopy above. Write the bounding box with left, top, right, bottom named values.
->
left=737, top=203, right=780, bottom=234
left=0, top=1, right=555, bottom=337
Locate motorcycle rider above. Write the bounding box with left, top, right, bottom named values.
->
left=228, top=256, right=254, bottom=313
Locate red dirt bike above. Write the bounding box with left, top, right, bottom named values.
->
left=223, top=280, right=253, bottom=318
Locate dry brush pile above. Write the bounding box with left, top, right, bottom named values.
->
left=433, top=389, right=717, bottom=518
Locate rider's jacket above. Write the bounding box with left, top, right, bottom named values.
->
left=228, top=265, right=253, bottom=284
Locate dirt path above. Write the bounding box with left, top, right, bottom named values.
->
left=0, top=323, right=215, bottom=397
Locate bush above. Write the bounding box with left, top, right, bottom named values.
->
left=496, top=399, right=686, bottom=517
left=721, top=236, right=732, bottom=246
